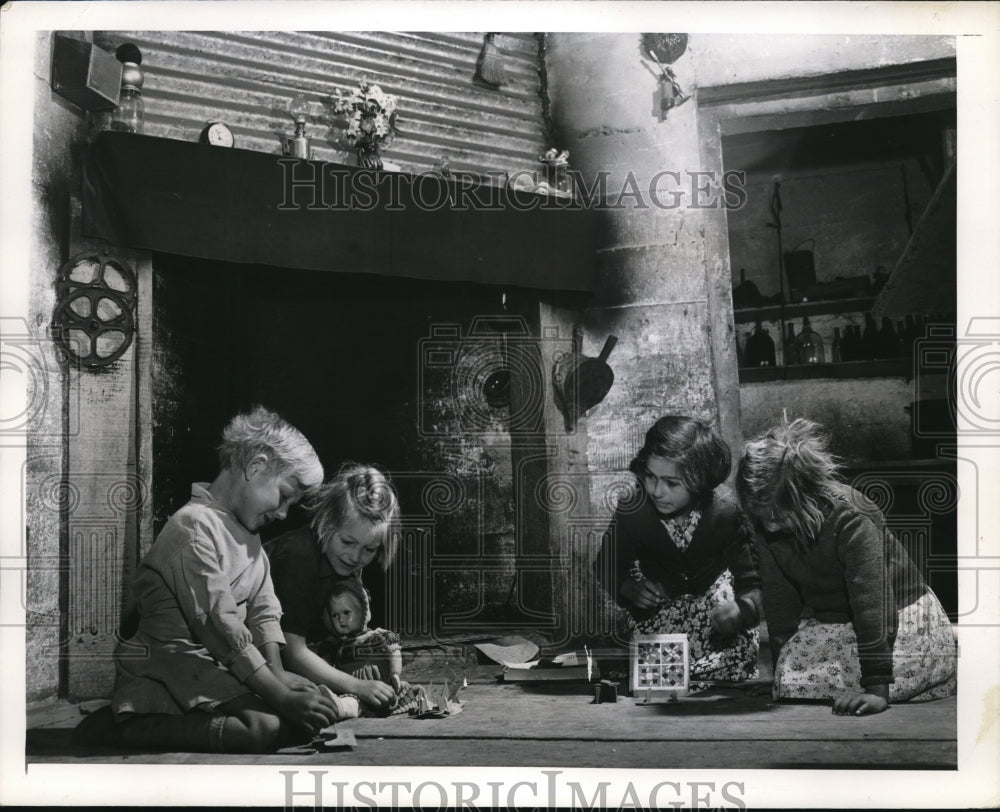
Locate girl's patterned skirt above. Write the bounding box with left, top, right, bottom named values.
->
left=773, top=588, right=957, bottom=701
left=626, top=569, right=760, bottom=682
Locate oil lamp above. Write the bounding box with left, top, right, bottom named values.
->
left=286, top=93, right=311, bottom=159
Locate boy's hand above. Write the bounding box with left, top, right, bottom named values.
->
left=709, top=601, right=744, bottom=636
left=621, top=578, right=667, bottom=609
left=278, top=684, right=339, bottom=732
left=353, top=678, right=396, bottom=708
left=832, top=687, right=890, bottom=717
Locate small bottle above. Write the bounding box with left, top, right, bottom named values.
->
left=840, top=324, right=858, bottom=362
left=838, top=326, right=852, bottom=362
left=739, top=328, right=754, bottom=367
left=831, top=327, right=843, bottom=363
left=795, top=316, right=825, bottom=364
left=745, top=321, right=776, bottom=367
left=783, top=322, right=798, bottom=366
left=903, top=314, right=918, bottom=359
left=862, top=312, right=879, bottom=360
left=111, top=43, right=144, bottom=134
left=878, top=317, right=902, bottom=358
left=852, top=325, right=864, bottom=358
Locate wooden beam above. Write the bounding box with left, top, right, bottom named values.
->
left=698, top=58, right=956, bottom=108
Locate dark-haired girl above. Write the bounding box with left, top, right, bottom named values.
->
left=594, top=415, right=763, bottom=682
left=736, top=418, right=957, bottom=716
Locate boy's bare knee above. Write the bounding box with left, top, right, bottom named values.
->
left=227, top=710, right=283, bottom=753
left=244, top=711, right=284, bottom=752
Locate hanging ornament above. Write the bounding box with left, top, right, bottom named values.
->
left=52, top=248, right=137, bottom=368
left=641, top=33, right=689, bottom=65
left=475, top=33, right=507, bottom=87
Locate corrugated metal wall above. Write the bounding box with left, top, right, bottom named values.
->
left=92, top=31, right=551, bottom=180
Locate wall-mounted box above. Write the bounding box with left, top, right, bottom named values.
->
left=51, top=33, right=121, bottom=112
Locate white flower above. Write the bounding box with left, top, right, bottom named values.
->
left=332, top=80, right=398, bottom=148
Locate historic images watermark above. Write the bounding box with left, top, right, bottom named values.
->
left=277, top=160, right=749, bottom=213
left=281, top=768, right=748, bottom=810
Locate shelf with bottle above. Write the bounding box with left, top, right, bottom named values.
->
left=737, top=311, right=955, bottom=382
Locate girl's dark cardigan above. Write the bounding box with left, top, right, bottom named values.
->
left=594, top=485, right=763, bottom=629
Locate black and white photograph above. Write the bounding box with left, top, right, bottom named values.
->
left=1, top=1, right=998, bottom=808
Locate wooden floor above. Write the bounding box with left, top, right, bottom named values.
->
left=26, top=669, right=957, bottom=769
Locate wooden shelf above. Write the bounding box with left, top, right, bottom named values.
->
left=738, top=357, right=910, bottom=383
left=734, top=297, right=876, bottom=324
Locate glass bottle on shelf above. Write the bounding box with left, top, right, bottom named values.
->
left=902, top=315, right=916, bottom=359
left=861, top=312, right=880, bottom=360
left=744, top=321, right=776, bottom=367
left=738, top=328, right=754, bottom=367
left=879, top=317, right=901, bottom=358
left=831, top=327, right=842, bottom=363
left=794, top=316, right=825, bottom=364
left=111, top=43, right=144, bottom=134
left=851, top=325, right=864, bottom=359
left=840, top=324, right=857, bottom=362
left=783, top=322, right=798, bottom=366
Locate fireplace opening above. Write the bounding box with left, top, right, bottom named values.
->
left=151, top=252, right=572, bottom=638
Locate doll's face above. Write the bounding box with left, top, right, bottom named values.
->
left=642, top=455, right=696, bottom=517
left=325, top=593, right=365, bottom=637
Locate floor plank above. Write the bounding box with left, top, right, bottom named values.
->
left=24, top=732, right=956, bottom=769
left=25, top=684, right=956, bottom=768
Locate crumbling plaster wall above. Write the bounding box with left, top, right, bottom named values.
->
left=25, top=31, right=86, bottom=702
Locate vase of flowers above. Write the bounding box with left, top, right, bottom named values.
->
left=331, top=80, right=398, bottom=170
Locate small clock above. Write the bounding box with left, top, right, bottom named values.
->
left=200, top=121, right=235, bottom=147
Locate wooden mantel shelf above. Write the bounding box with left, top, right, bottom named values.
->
left=82, top=132, right=599, bottom=292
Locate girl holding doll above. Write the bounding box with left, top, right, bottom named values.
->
left=266, top=462, right=401, bottom=712
left=594, top=415, right=763, bottom=682
left=736, top=418, right=957, bottom=715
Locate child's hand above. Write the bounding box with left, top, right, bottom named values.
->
left=278, top=684, right=339, bottom=733
left=832, top=689, right=889, bottom=717
left=352, top=664, right=381, bottom=682
left=621, top=578, right=667, bottom=609
left=709, top=601, right=744, bottom=636
left=354, top=678, right=396, bottom=708
left=277, top=669, right=320, bottom=693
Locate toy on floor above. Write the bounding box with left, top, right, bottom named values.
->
left=592, top=680, right=620, bottom=704
left=275, top=723, right=358, bottom=755
left=631, top=633, right=690, bottom=703
left=408, top=674, right=464, bottom=719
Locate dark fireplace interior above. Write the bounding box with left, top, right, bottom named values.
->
left=151, top=253, right=574, bottom=637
